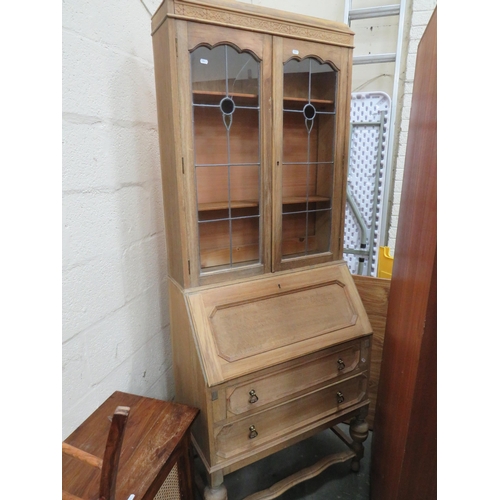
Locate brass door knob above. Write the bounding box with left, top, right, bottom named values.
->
left=337, top=391, right=345, bottom=404
left=249, top=389, right=259, bottom=404
left=249, top=425, right=258, bottom=439
left=337, top=358, right=345, bottom=371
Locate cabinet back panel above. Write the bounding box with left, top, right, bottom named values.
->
left=193, top=107, right=260, bottom=166
left=283, top=70, right=336, bottom=103
left=199, top=218, right=260, bottom=249
left=282, top=164, right=318, bottom=198
left=282, top=112, right=318, bottom=164
left=200, top=246, right=260, bottom=270
left=281, top=210, right=331, bottom=257
left=196, top=165, right=260, bottom=206
left=199, top=217, right=260, bottom=269
left=317, top=114, right=335, bottom=164
left=192, top=78, right=259, bottom=98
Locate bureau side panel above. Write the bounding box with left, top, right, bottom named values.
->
left=352, top=275, right=390, bottom=429
left=152, top=18, right=189, bottom=287
left=168, top=279, right=211, bottom=463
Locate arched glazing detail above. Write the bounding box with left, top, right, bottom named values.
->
left=281, top=57, right=338, bottom=259
left=190, top=44, right=261, bottom=272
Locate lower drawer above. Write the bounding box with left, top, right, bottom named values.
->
left=215, top=373, right=368, bottom=460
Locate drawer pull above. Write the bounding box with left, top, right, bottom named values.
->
left=337, top=358, right=345, bottom=371
left=248, top=390, right=259, bottom=404
left=337, top=391, right=345, bottom=404
left=248, top=425, right=258, bottom=439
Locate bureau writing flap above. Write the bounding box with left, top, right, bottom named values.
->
left=185, top=261, right=372, bottom=386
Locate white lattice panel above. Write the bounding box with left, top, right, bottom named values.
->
left=344, top=92, right=391, bottom=276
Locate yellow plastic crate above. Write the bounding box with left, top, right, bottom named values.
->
left=377, top=246, right=394, bottom=279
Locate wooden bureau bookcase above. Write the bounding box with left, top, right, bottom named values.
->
left=151, top=1, right=372, bottom=498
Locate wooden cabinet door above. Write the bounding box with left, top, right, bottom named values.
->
left=272, top=37, right=352, bottom=272
left=177, top=22, right=273, bottom=286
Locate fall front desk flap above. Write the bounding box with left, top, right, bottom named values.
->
left=185, top=261, right=372, bottom=386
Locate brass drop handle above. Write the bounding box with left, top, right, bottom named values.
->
left=337, top=391, right=345, bottom=404
left=249, top=389, right=259, bottom=404
left=337, top=358, right=345, bottom=371
left=249, top=425, right=258, bottom=439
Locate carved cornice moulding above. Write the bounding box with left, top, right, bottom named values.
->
left=153, top=0, right=354, bottom=48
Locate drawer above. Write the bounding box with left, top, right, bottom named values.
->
left=215, top=373, right=368, bottom=460
left=225, top=340, right=367, bottom=417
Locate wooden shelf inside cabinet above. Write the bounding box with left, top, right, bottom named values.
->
left=193, top=90, right=258, bottom=105
left=192, top=92, right=334, bottom=107
left=282, top=195, right=330, bottom=205
left=283, top=97, right=334, bottom=105
left=198, top=197, right=330, bottom=213
left=198, top=200, right=259, bottom=212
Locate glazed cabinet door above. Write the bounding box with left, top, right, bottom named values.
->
left=177, top=22, right=273, bottom=286
left=175, top=21, right=351, bottom=285
left=272, top=37, right=352, bottom=272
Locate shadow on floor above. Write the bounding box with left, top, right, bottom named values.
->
left=194, top=424, right=371, bottom=500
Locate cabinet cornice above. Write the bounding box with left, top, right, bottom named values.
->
left=152, top=0, right=354, bottom=48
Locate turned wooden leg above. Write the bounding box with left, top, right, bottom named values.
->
left=349, top=410, right=369, bottom=472
left=203, top=470, right=227, bottom=500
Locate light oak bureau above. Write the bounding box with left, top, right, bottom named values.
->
left=151, top=1, right=372, bottom=498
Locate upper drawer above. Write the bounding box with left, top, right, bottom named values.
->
left=215, top=373, right=368, bottom=461
left=225, top=340, right=367, bottom=417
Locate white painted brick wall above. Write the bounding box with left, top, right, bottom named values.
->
left=61, top=0, right=348, bottom=442
left=62, top=0, right=168, bottom=439
left=60, top=0, right=352, bottom=440
left=387, top=0, right=437, bottom=252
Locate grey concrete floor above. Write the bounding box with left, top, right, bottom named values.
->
left=194, top=424, right=371, bottom=500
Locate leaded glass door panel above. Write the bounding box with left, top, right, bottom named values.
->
left=188, top=35, right=268, bottom=278
left=273, top=38, right=351, bottom=270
